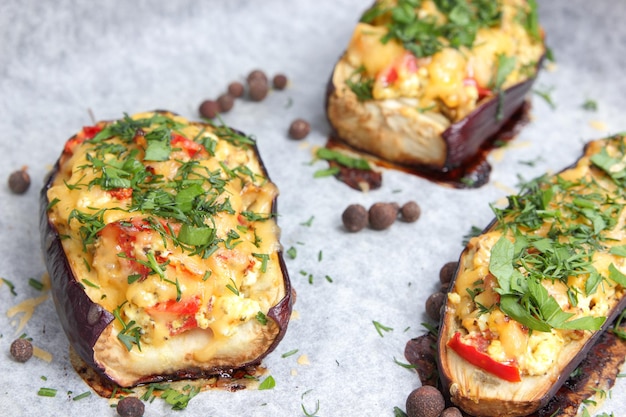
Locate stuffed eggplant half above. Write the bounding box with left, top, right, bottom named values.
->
left=438, top=135, right=626, bottom=416
left=326, top=0, right=545, bottom=173
left=40, top=111, right=292, bottom=387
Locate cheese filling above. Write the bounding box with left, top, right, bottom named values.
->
left=46, top=112, right=286, bottom=380
left=343, top=0, right=545, bottom=122
left=450, top=135, right=626, bottom=377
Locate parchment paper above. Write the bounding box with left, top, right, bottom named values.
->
left=1, top=1, right=625, bottom=416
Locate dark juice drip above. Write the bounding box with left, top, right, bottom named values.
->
left=327, top=101, right=531, bottom=190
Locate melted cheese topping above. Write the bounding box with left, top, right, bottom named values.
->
left=450, top=136, right=626, bottom=377
left=345, top=0, right=544, bottom=122
left=46, top=111, right=286, bottom=381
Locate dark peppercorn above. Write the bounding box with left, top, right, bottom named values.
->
left=8, top=168, right=30, bottom=194
left=10, top=338, right=33, bottom=362
left=247, top=69, right=268, bottom=85
left=441, top=407, right=463, bottom=417
left=272, top=74, right=288, bottom=90
left=425, top=292, right=446, bottom=322
left=217, top=93, right=235, bottom=112
left=400, top=201, right=421, bottom=222
left=248, top=79, right=269, bottom=101
left=406, top=385, right=445, bottom=417
left=116, top=397, right=145, bottom=417
left=342, top=204, right=368, bottom=232
left=199, top=100, right=220, bottom=119
left=288, top=119, right=311, bottom=140
left=227, top=81, right=245, bottom=98
left=439, top=261, right=458, bottom=285
left=368, top=202, right=398, bottom=230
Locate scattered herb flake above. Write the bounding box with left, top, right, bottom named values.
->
left=258, top=375, right=276, bottom=390
left=38, top=387, right=57, bottom=397
left=373, top=320, right=393, bottom=337
left=2, top=278, right=17, bottom=295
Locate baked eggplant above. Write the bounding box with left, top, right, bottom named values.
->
left=40, top=111, right=292, bottom=387
left=326, top=0, right=545, bottom=173
left=438, top=135, right=626, bottom=416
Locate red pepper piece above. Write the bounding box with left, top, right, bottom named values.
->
left=447, top=331, right=521, bottom=382
left=171, top=133, right=206, bottom=158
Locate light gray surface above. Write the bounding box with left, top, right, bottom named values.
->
left=1, top=1, right=625, bottom=416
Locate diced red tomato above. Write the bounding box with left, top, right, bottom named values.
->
left=147, top=296, right=201, bottom=335
left=447, top=332, right=521, bottom=382
left=108, top=188, right=133, bottom=200
left=377, top=52, right=419, bottom=87
left=464, top=78, right=492, bottom=100
left=171, top=133, right=206, bottom=158
left=63, top=125, right=103, bottom=155
left=98, top=219, right=153, bottom=279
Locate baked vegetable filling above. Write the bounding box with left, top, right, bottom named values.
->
left=345, top=0, right=544, bottom=121
left=447, top=135, right=626, bottom=380
left=45, top=111, right=289, bottom=386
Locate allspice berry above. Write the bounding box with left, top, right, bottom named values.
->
left=227, top=81, right=245, bottom=98
left=217, top=93, right=235, bottom=112
left=8, top=167, right=30, bottom=194
left=247, top=69, right=268, bottom=84
left=441, top=407, right=463, bottom=417
left=272, top=74, right=288, bottom=90
left=342, top=204, right=368, bottom=232
left=425, top=292, right=446, bottom=322
left=439, top=261, right=458, bottom=286
left=10, top=338, right=33, bottom=362
left=288, top=119, right=311, bottom=140
left=116, top=396, right=145, bottom=417
left=199, top=100, right=220, bottom=119
left=400, top=201, right=421, bottom=223
left=248, top=79, right=269, bottom=101
left=406, top=385, right=445, bottom=417
left=369, top=202, right=398, bottom=230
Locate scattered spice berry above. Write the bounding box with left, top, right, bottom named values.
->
left=272, top=73, right=288, bottom=90
left=342, top=204, right=368, bottom=232
left=439, top=261, right=458, bottom=286
left=217, top=93, right=235, bottom=113
left=368, top=202, right=398, bottom=230
left=425, top=292, right=446, bottom=322
left=116, top=396, right=145, bottom=417
left=227, top=81, right=245, bottom=98
left=199, top=99, right=220, bottom=119
left=405, top=385, right=445, bottom=417
left=248, top=79, right=269, bottom=101
left=8, top=167, right=31, bottom=194
left=400, top=201, right=421, bottom=223
left=441, top=407, right=463, bottom=417
left=288, top=118, right=311, bottom=140
left=10, top=338, right=33, bottom=362
left=247, top=69, right=268, bottom=84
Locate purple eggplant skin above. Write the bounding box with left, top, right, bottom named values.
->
left=436, top=136, right=626, bottom=416
left=39, top=116, right=293, bottom=386
left=326, top=56, right=545, bottom=175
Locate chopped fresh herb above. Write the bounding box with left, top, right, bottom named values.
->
left=300, top=216, right=315, bottom=227
left=28, top=278, right=44, bottom=291
left=258, top=375, right=276, bottom=390
left=393, top=357, right=417, bottom=369
left=37, top=387, right=57, bottom=397
left=160, top=385, right=200, bottom=410
left=286, top=246, right=297, bottom=260
left=462, top=225, right=483, bottom=246
left=281, top=349, right=299, bottom=358
left=315, top=148, right=370, bottom=171
left=394, top=406, right=409, bottom=417
left=372, top=320, right=393, bottom=337
left=302, top=399, right=321, bottom=417
left=582, top=99, right=598, bottom=112
left=2, top=278, right=16, bottom=295
left=72, top=391, right=92, bottom=401
left=317, top=250, right=323, bottom=262
left=325, top=275, right=333, bottom=283
left=345, top=65, right=374, bottom=101
left=82, top=279, right=100, bottom=289
left=313, top=167, right=340, bottom=178
left=253, top=253, right=269, bottom=272
left=533, top=86, right=556, bottom=110
left=113, top=302, right=142, bottom=351
left=226, top=278, right=240, bottom=296
left=255, top=311, right=268, bottom=325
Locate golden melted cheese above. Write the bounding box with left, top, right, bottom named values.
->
left=46, top=111, right=286, bottom=381
left=450, top=136, right=626, bottom=377
left=345, top=0, right=544, bottom=122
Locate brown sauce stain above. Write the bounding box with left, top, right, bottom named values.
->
left=326, top=101, right=531, bottom=190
